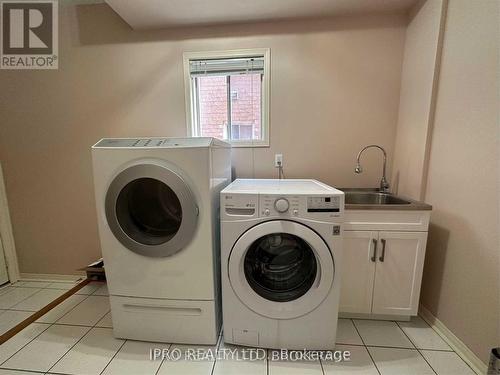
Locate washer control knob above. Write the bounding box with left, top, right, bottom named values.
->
left=264, top=209, right=270, bottom=216
left=293, top=209, right=299, bottom=216
left=274, top=198, right=289, bottom=213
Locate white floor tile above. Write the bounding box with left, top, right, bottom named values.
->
left=2, top=324, right=90, bottom=372
left=0, top=287, right=40, bottom=309
left=93, top=283, right=109, bottom=296
left=75, top=282, right=102, bottom=295
left=398, top=316, right=451, bottom=351
left=11, top=288, right=66, bottom=312
left=0, top=310, right=32, bottom=335
left=323, top=345, right=378, bottom=375
left=368, top=347, right=434, bottom=375
left=57, top=295, right=110, bottom=326
left=420, top=350, right=476, bottom=375
left=16, top=281, right=52, bottom=288
left=36, top=294, right=87, bottom=324
left=0, top=323, right=49, bottom=364
left=268, top=350, right=323, bottom=375
left=336, top=319, right=363, bottom=345
left=46, top=281, right=79, bottom=290
left=157, top=344, right=217, bottom=375
left=102, top=340, right=169, bottom=375
left=353, top=320, right=414, bottom=348
left=213, top=342, right=266, bottom=375
left=51, top=327, right=124, bottom=375
left=96, top=311, right=113, bottom=328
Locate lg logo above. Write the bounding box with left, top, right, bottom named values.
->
left=1, top=0, right=58, bottom=69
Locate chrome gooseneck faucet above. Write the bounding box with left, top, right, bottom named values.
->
left=355, top=144, right=390, bottom=193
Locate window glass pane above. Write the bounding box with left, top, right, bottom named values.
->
left=230, top=74, right=261, bottom=141
left=197, top=76, right=228, bottom=139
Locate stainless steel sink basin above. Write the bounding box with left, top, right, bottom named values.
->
left=341, top=189, right=432, bottom=210
left=345, top=192, right=411, bottom=205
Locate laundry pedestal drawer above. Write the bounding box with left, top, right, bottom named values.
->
left=109, top=295, right=220, bottom=345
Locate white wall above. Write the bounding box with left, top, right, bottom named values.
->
left=420, top=0, right=500, bottom=364
left=391, top=0, right=444, bottom=200
left=0, top=4, right=406, bottom=274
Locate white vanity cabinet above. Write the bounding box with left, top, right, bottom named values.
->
left=340, top=210, right=430, bottom=318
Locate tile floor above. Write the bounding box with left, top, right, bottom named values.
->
left=0, top=281, right=478, bottom=375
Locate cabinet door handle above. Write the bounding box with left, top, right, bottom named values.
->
left=371, top=239, right=378, bottom=262
left=379, top=238, right=386, bottom=262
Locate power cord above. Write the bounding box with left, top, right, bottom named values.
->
left=276, top=161, right=285, bottom=179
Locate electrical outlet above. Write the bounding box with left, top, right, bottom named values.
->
left=275, top=154, right=283, bottom=168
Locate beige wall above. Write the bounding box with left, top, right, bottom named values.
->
left=391, top=0, right=444, bottom=200
left=0, top=4, right=406, bottom=274
left=420, top=0, right=500, bottom=364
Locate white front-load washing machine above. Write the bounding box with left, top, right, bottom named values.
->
left=220, top=179, right=344, bottom=349
left=92, top=137, right=231, bottom=344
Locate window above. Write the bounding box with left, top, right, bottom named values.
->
left=183, top=49, right=270, bottom=147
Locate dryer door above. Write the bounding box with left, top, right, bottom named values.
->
left=105, top=164, right=198, bottom=257
left=228, top=220, right=334, bottom=319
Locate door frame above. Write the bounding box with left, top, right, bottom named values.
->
left=0, top=162, right=20, bottom=282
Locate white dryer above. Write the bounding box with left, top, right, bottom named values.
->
left=220, top=179, right=344, bottom=349
left=92, top=137, right=231, bottom=344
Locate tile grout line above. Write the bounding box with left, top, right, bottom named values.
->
left=393, top=320, right=417, bottom=349
left=0, top=321, right=52, bottom=367
left=46, top=303, right=112, bottom=374
left=97, top=338, right=127, bottom=375
left=0, top=283, right=104, bottom=372
left=154, top=343, right=173, bottom=375
left=417, top=348, right=480, bottom=375
left=395, top=320, right=438, bottom=375
left=416, top=313, right=480, bottom=375
left=4, top=281, right=99, bottom=314
left=210, top=329, right=223, bottom=375
left=318, top=355, right=326, bottom=375
left=42, top=325, right=94, bottom=374
left=0, top=287, right=42, bottom=310
left=9, top=288, right=73, bottom=312
left=351, top=318, right=382, bottom=375
left=416, top=348, right=440, bottom=375
left=266, top=349, right=269, bottom=375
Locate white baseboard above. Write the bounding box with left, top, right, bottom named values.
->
left=19, top=273, right=85, bottom=282
left=419, top=304, right=487, bottom=375
left=339, top=312, right=411, bottom=321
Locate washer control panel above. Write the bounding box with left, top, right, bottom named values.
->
left=259, top=195, right=342, bottom=218
left=307, top=196, right=340, bottom=213
left=261, top=195, right=301, bottom=217
left=221, top=192, right=343, bottom=220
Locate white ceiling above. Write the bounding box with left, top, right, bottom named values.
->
left=105, top=0, right=417, bottom=30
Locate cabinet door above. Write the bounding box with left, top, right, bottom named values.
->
left=372, top=231, right=427, bottom=315
left=339, top=231, right=378, bottom=314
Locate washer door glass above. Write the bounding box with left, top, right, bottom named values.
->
left=105, top=164, right=198, bottom=257
left=116, top=178, right=182, bottom=246
left=228, top=220, right=334, bottom=320
left=244, top=233, right=317, bottom=302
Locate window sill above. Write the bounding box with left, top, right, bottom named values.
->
left=227, top=140, right=270, bottom=148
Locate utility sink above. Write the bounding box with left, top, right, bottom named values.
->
left=345, top=192, right=411, bottom=205
left=341, top=189, right=432, bottom=210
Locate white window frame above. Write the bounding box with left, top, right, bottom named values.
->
left=183, top=48, right=270, bottom=147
